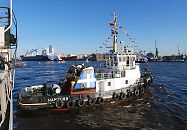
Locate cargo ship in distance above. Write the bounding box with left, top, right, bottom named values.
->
left=20, top=45, right=62, bottom=61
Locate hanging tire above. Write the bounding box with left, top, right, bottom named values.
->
left=119, top=93, right=126, bottom=100
left=77, top=99, right=85, bottom=107
left=134, top=89, right=140, bottom=97
left=67, top=100, right=74, bottom=108
left=127, top=91, right=133, bottom=98
left=97, top=97, right=104, bottom=104
left=148, top=80, right=151, bottom=86
left=88, top=97, right=95, bottom=105
left=55, top=99, right=64, bottom=109
left=150, top=76, right=153, bottom=83
left=113, top=93, right=119, bottom=101
left=140, top=87, right=145, bottom=94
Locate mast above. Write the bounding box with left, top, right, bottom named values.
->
left=112, top=12, right=118, bottom=53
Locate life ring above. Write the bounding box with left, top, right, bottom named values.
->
left=67, top=100, right=74, bottom=108
left=97, top=97, right=104, bottom=104
left=134, top=89, right=140, bottom=96
left=77, top=99, right=85, bottom=107
left=55, top=99, right=63, bottom=109
left=88, top=97, right=96, bottom=105
left=112, top=93, right=119, bottom=101
left=119, top=93, right=126, bottom=100
left=140, top=87, right=145, bottom=94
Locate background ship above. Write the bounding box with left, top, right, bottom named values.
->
left=20, top=45, right=62, bottom=61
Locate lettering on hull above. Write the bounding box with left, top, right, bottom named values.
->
left=47, top=97, right=69, bottom=102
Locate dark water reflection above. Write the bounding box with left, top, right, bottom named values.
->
left=13, top=61, right=187, bottom=129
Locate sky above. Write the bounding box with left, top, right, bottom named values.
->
left=2, top=0, right=187, bottom=56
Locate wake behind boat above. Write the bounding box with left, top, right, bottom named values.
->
left=17, top=13, right=153, bottom=110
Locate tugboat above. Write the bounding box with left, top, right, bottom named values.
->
left=17, top=13, right=153, bottom=110
left=0, top=0, right=18, bottom=129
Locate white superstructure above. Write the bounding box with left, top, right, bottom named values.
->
left=95, top=13, right=141, bottom=94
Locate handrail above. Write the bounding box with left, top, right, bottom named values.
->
left=0, top=71, right=10, bottom=126
left=4, top=0, right=12, bottom=33
left=96, top=72, right=112, bottom=79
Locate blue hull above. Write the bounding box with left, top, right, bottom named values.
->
left=20, top=55, right=59, bottom=61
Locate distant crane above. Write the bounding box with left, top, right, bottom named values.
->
left=176, top=45, right=185, bottom=61
left=25, top=49, right=38, bottom=56
left=177, top=45, right=181, bottom=56
left=182, top=49, right=186, bottom=56
left=155, top=39, right=159, bottom=59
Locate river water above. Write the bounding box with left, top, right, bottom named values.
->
left=13, top=61, right=187, bottom=130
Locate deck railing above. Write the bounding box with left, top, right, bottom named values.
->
left=0, top=70, right=12, bottom=128
left=96, top=72, right=121, bottom=79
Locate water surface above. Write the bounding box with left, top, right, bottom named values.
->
left=13, top=61, right=187, bottom=129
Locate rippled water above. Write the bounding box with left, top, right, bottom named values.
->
left=13, top=61, right=187, bottom=130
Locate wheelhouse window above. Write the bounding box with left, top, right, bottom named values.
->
left=114, top=57, right=117, bottom=61
left=126, top=56, right=129, bottom=66
left=119, top=57, right=121, bottom=62
left=121, top=71, right=125, bottom=77
left=123, top=57, right=125, bottom=62
left=125, top=80, right=128, bottom=84
left=108, top=82, right=111, bottom=86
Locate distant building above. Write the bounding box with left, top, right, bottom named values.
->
left=89, top=53, right=104, bottom=61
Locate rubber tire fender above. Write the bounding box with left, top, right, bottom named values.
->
left=134, top=89, right=140, bottom=97
left=88, top=97, right=96, bottom=105
left=55, top=99, right=64, bottom=109
left=113, top=93, right=119, bottom=101
left=119, top=93, right=126, bottom=100
left=77, top=99, right=85, bottom=107
left=150, top=76, right=153, bottom=83
left=140, top=87, right=145, bottom=94
left=97, top=97, right=104, bottom=104
left=67, top=100, right=74, bottom=108
left=148, top=80, right=151, bottom=86
left=127, top=91, right=133, bottom=98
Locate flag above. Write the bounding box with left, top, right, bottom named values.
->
left=109, top=23, right=114, bottom=27
left=122, top=29, right=129, bottom=37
